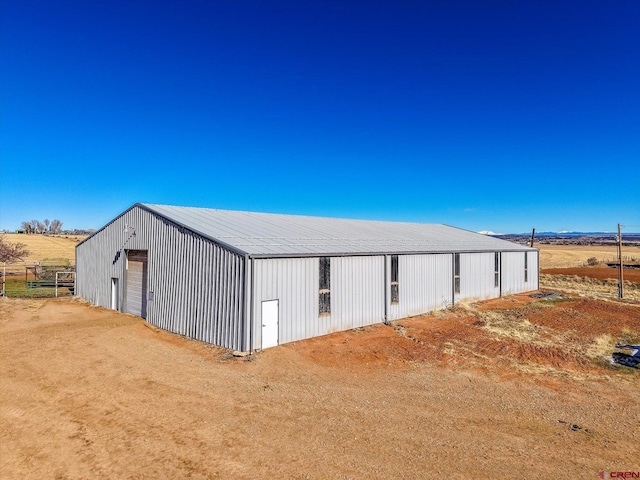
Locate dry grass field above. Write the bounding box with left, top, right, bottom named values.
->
left=537, top=243, right=640, bottom=268
left=1, top=233, right=85, bottom=262
left=1, top=294, right=638, bottom=479
left=536, top=244, right=640, bottom=301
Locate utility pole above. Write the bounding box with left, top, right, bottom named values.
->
left=617, top=223, right=624, bottom=299
left=530, top=228, right=535, bottom=248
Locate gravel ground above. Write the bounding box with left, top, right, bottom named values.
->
left=1, top=295, right=639, bottom=479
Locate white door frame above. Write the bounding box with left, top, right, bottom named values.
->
left=111, top=278, right=119, bottom=310
left=261, top=300, right=279, bottom=349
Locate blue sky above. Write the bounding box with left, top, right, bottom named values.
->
left=1, top=0, right=638, bottom=233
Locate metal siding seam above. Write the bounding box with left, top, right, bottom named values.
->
left=287, top=260, right=293, bottom=342
left=209, top=245, right=216, bottom=343
left=228, top=252, right=236, bottom=348
left=230, top=254, right=236, bottom=348
left=158, top=219, right=166, bottom=330
left=191, top=235, right=199, bottom=340
left=237, top=255, right=243, bottom=349
left=241, top=255, right=248, bottom=352
left=246, top=257, right=253, bottom=352
left=291, top=259, right=298, bottom=343
left=282, top=259, right=289, bottom=344
left=187, top=234, right=195, bottom=339
left=183, top=233, right=191, bottom=337
left=177, top=226, right=186, bottom=335
left=204, top=243, right=213, bottom=344
left=202, top=238, right=211, bottom=343
left=229, top=251, right=236, bottom=347
left=251, top=260, right=258, bottom=349
left=223, top=250, right=231, bottom=346
left=214, top=248, right=221, bottom=345
left=227, top=250, right=233, bottom=348
left=177, top=232, right=186, bottom=336
left=194, top=235, right=203, bottom=341
left=216, top=247, right=223, bottom=345
left=213, top=246, right=221, bottom=345
left=220, top=250, right=227, bottom=346
left=189, top=233, right=197, bottom=338
left=161, top=219, right=168, bottom=331
left=280, top=259, right=287, bottom=344
left=163, top=220, right=173, bottom=331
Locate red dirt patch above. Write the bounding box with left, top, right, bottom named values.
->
left=541, top=266, right=640, bottom=282
left=474, top=292, right=540, bottom=311
left=288, top=294, right=640, bottom=376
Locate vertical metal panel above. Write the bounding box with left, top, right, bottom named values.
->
left=332, top=256, right=385, bottom=330
left=501, top=251, right=538, bottom=294
left=251, top=256, right=385, bottom=349
left=251, top=257, right=317, bottom=348
left=456, top=252, right=500, bottom=302
left=390, top=254, right=453, bottom=320
left=76, top=206, right=246, bottom=351
left=530, top=250, right=540, bottom=290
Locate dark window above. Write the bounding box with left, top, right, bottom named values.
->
left=319, top=257, right=331, bottom=314
left=390, top=255, right=399, bottom=304
left=494, top=252, right=500, bottom=288
left=524, top=252, right=528, bottom=282
left=454, top=253, right=460, bottom=294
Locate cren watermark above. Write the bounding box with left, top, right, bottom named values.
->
left=599, top=472, right=640, bottom=479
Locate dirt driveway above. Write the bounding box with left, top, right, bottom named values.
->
left=1, top=296, right=638, bottom=479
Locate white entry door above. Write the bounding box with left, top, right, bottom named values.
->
left=261, top=300, right=279, bottom=349
left=111, top=278, right=118, bottom=310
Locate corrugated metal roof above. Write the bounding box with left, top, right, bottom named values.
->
left=139, top=203, right=533, bottom=257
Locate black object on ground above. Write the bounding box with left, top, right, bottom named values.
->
left=612, top=344, right=640, bottom=368
left=529, top=291, right=567, bottom=299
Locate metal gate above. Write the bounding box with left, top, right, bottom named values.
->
left=126, top=250, right=148, bottom=318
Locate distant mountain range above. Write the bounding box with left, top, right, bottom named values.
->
left=479, top=231, right=638, bottom=237
left=478, top=231, right=640, bottom=243
left=507, top=231, right=615, bottom=237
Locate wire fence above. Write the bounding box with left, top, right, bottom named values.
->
left=1, top=260, right=75, bottom=298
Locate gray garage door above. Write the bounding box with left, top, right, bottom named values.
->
left=126, top=250, right=148, bottom=318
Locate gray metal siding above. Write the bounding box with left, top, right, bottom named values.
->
left=456, top=252, right=501, bottom=303
left=251, top=256, right=385, bottom=349
left=389, top=254, right=453, bottom=320
left=529, top=250, right=540, bottom=291
left=76, top=205, right=246, bottom=351
left=331, top=256, right=385, bottom=330
left=501, top=251, right=538, bottom=295
left=251, top=258, right=317, bottom=347
left=77, top=204, right=541, bottom=352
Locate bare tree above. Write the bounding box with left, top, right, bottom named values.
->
left=21, top=218, right=64, bottom=234
left=21, top=221, right=32, bottom=233
left=50, top=219, right=63, bottom=234
left=0, top=236, right=29, bottom=263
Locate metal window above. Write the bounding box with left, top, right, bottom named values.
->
left=494, top=252, right=500, bottom=288
left=390, top=255, right=399, bottom=304
left=319, top=257, right=331, bottom=314
left=454, top=253, right=460, bottom=294
left=524, top=252, right=528, bottom=282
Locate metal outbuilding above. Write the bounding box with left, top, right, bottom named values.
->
left=76, top=203, right=539, bottom=352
